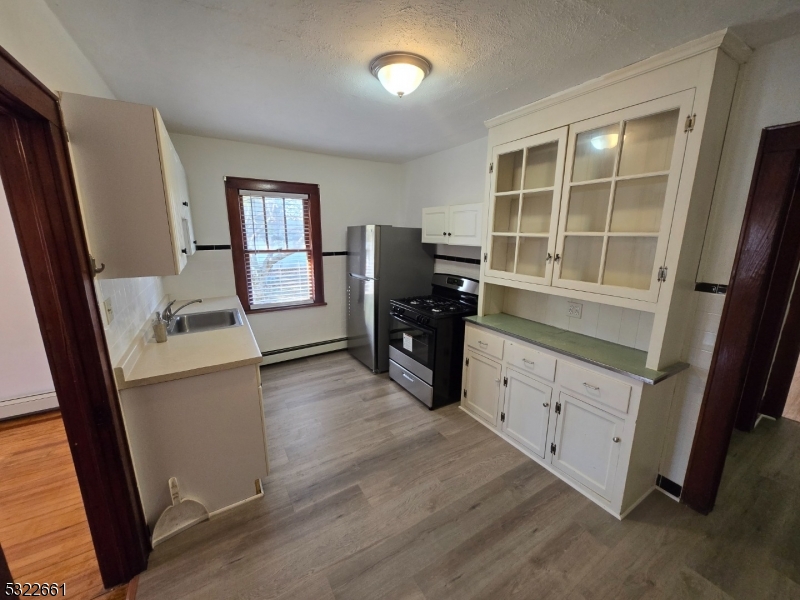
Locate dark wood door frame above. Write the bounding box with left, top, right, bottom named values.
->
left=0, top=46, right=149, bottom=585
left=683, top=121, right=800, bottom=514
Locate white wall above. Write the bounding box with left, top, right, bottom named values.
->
left=162, top=133, right=406, bottom=354
left=0, top=0, right=165, bottom=370
left=0, top=184, right=53, bottom=403
left=699, top=33, right=800, bottom=284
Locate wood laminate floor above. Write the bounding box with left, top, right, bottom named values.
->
left=0, top=411, right=127, bottom=600
left=137, top=351, right=800, bottom=600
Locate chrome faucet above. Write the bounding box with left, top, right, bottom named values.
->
left=162, top=299, right=203, bottom=326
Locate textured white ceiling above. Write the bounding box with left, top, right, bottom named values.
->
left=45, top=0, right=800, bottom=162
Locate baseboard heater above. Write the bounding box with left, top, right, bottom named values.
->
left=262, top=337, right=348, bottom=357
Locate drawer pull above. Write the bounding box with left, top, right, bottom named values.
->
left=522, top=358, right=535, bottom=366
left=582, top=382, right=600, bottom=391
left=612, top=436, right=621, bottom=443
left=402, top=373, right=415, bottom=382
left=478, top=341, right=488, bottom=347
left=543, top=402, right=549, bottom=408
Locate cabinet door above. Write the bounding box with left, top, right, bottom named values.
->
left=155, top=110, right=189, bottom=272
left=448, top=203, right=483, bottom=246
left=550, top=392, right=624, bottom=500
left=501, top=367, right=552, bottom=458
left=486, top=127, right=568, bottom=284
left=552, top=90, right=695, bottom=302
left=422, top=206, right=449, bottom=244
left=463, top=350, right=503, bottom=426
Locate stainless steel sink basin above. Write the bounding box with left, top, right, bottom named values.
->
left=168, top=309, right=243, bottom=336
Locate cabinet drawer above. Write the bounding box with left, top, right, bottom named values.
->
left=466, top=326, right=504, bottom=360
left=506, top=342, right=556, bottom=381
left=556, top=362, right=631, bottom=414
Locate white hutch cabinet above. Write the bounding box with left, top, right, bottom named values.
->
left=60, top=93, right=196, bottom=279
left=461, top=31, right=750, bottom=518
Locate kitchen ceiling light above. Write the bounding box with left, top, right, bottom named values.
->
left=590, top=133, right=619, bottom=150
left=370, top=52, right=432, bottom=98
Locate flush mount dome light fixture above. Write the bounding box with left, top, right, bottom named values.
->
left=370, top=52, right=432, bottom=97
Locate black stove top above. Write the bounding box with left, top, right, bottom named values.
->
left=392, top=295, right=473, bottom=317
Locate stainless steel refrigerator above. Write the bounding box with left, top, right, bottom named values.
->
left=347, top=225, right=434, bottom=373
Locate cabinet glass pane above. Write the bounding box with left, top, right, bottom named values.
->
left=561, top=236, right=603, bottom=283
left=610, top=176, right=667, bottom=233
left=523, top=142, right=558, bottom=189
left=618, top=110, right=680, bottom=176
left=572, top=124, right=619, bottom=182
left=603, top=237, right=657, bottom=289
left=491, top=236, right=517, bottom=273
left=496, top=150, right=524, bottom=192
left=517, top=237, right=548, bottom=278
left=520, top=191, right=552, bottom=234
left=493, top=195, right=519, bottom=233
left=566, top=183, right=611, bottom=232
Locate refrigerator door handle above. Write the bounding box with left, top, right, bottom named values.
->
left=348, top=273, right=378, bottom=281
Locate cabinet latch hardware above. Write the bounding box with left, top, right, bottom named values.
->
left=546, top=253, right=552, bottom=263
left=657, top=266, right=668, bottom=282
left=503, top=376, right=508, bottom=387
left=554, top=254, right=561, bottom=263
left=555, top=401, right=562, bottom=414
left=500, top=412, right=505, bottom=422
left=483, top=252, right=488, bottom=263
left=550, top=442, right=557, bottom=455
left=684, top=114, right=696, bottom=132
left=465, top=358, right=470, bottom=367
left=489, top=162, right=494, bottom=174
left=182, top=201, right=189, bottom=207
left=463, top=389, right=467, bottom=398
left=90, top=254, right=106, bottom=276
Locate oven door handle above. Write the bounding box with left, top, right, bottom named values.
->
left=391, top=312, right=436, bottom=335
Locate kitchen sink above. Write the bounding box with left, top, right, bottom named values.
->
left=168, top=309, right=243, bottom=335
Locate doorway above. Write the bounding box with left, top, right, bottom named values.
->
left=0, top=45, right=149, bottom=587
left=683, top=120, right=800, bottom=514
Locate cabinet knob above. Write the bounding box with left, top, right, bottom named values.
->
left=612, top=436, right=621, bottom=443
left=443, top=231, right=447, bottom=235
left=546, top=253, right=552, bottom=263
left=554, top=254, right=561, bottom=263
left=447, top=232, right=452, bottom=236
left=495, top=378, right=500, bottom=383
left=181, top=248, right=187, bottom=254
left=543, top=402, right=549, bottom=408
left=182, top=201, right=188, bottom=207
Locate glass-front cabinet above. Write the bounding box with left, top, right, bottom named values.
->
left=486, top=127, right=568, bottom=284
left=486, top=90, right=695, bottom=303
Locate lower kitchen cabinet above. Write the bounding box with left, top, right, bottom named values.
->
left=463, top=350, right=502, bottom=426
left=461, top=324, right=678, bottom=518
left=550, top=392, right=623, bottom=499
left=501, top=368, right=552, bottom=459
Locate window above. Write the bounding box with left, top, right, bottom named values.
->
left=225, top=177, right=325, bottom=312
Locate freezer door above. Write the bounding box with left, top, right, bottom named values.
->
left=347, top=225, right=380, bottom=279
left=346, top=273, right=378, bottom=371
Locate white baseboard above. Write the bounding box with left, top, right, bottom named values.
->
left=0, top=392, right=59, bottom=421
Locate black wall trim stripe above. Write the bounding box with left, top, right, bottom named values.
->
left=695, top=282, right=728, bottom=294
left=195, top=244, right=232, bottom=251
left=262, top=337, right=348, bottom=357
left=434, top=254, right=481, bottom=265
left=656, top=474, right=683, bottom=497
left=322, top=251, right=348, bottom=256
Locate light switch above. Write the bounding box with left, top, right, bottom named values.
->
left=103, top=297, right=114, bottom=325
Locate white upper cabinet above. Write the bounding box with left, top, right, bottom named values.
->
left=421, top=203, right=483, bottom=246
left=552, top=91, right=693, bottom=302
left=60, top=93, right=195, bottom=279
left=487, top=127, right=568, bottom=284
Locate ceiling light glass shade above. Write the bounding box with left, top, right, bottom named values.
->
left=590, top=133, right=619, bottom=150
left=370, top=52, right=432, bottom=97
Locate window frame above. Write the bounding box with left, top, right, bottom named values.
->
left=224, top=176, right=325, bottom=314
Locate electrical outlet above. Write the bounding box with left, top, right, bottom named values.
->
left=103, top=297, right=114, bottom=325
left=567, top=301, right=583, bottom=319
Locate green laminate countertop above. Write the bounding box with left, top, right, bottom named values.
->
left=464, top=314, right=688, bottom=385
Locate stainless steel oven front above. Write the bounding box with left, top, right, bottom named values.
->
left=388, top=312, right=435, bottom=385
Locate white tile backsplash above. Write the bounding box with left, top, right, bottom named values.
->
left=500, top=288, right=653, bottom=350
left=96, top=276, right=165, bottom=365
left=659, top=291, right=725, bottom=488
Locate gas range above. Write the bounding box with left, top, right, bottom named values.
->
left=388, top=274, right=479, bottom=409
